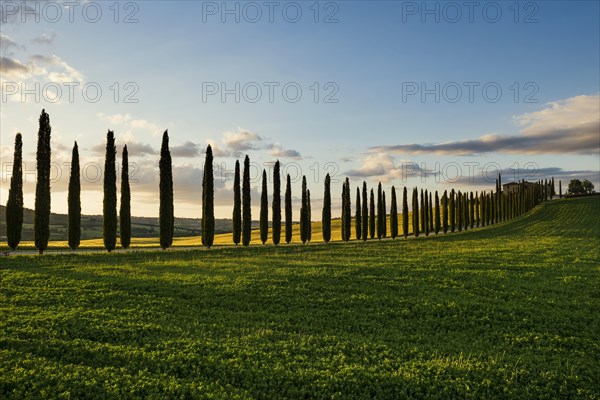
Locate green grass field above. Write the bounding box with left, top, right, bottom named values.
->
left=1, top=197, right=599, bottom=399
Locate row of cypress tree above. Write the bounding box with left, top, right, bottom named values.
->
left=5, top=110, right=558, bottom=251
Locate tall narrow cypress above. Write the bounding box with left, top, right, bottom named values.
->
left=559, top=180, right=562, bottom=198
left=429, top=192, right=433, bottom=233
left=232, top=160, right=241, bottom=245
left=322, top=173, right=331, bottom=243
left=442, top=190, right=448, bottom=234
left=355, top=187, right=362, bottom=240
left=420, top=189, right=425, bottom=235
left=103, top=130, right=117, bottom=252
left=6, top=133, right=24, bottom=250
left=457, top=191, right=462, bottom=232
left=377, top=183, right=383, bottom=239
left=260, top=170, right=268, bottom=244
left=344, top=178, right=351, bottom=242
left=361, top=182, right=368, bottom=241
left=551, top=177, right=555, bottom=199
left=449, top=189, right=455, bottom=233
left=301, top=175, right=308, bottom=244
left=412, top=188, right=419, bottom=237
left=307, top=189, right=312, bottom=243
left=34, top=110, right=51, bottom=255
left=272, top=161, right=281, bottom=245
left=469, top=192, right=474, bottom=229
left=242, top=155, right=252, bottom=246
left=424, top=189, right=429, bottom=236
left=402, top=187, right=409, bottom=238
left=434, top=191, right=440, bottom=235
left=390, top=186, right=398, bottom=239
left=202, top=145, right=215, bottom=248
left=159, top=131, right=174, bottom=250
left=340, top=181, right=346, bottom=242
left=285, top=174, right=292, bottom=243
left=475, top=192, right=480, bottom=227
left=369, top=189, right=375, bottom=239
left=119, top=145, right=130, bottom=249
left=382, top=191, right=387, bottom=238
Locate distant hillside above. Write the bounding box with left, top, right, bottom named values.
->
left=0, top=205, right=234, bottom=241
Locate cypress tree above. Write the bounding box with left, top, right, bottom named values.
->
left=344, top=178, right=351, bottom=242
left=242, top=155, right=252, bottom=246
left=119, top=145, right=130, bottom=249
left=260, top=170, right=268, bottom=244
left=369, top=189, right=375, bottom=239
left=159, top=130, right=174, bottom=250
left=307, top=189, right=312, bottom=243
left=449, top=189, right=455, bottom=233
left=361, top=182, right=368, bottom=241
left=463, top=192, right=469, bottom=231
left=340, top=180, right=346, bottom=242
left=272, top=161, right=281, bottom=245
left=202, top=145, right=215, bottom=248
left=285, top=174, right=292, bottom=243
left=551, top=177, right=555, bottom=199
left=429, top=192, right=433, bottom=233
left=457, top=191, right=462, bottom=232
left=420, top=189, right=425, bottom=235
left=480, top=191, right=486, bottom=227
left=382, top=190, right=387, bottom=238
left=490, top=190, right=495, bottom=225
left=232, top=160, right=241, bottom=245
left=559, top=180, right=562, bottom=198
left=390, top=186, right=398, bottom=239
left=475, top=192, right=480, bottom=227
left=469, top=192, right=474, bottom=229
left=301, top=175, right=308, bottom=244
left=34, top=110, right=51, bottom=255
left=6, top=133, right=24, bottom=250
left=103, top=130, right=117, bottom=252
left=355, top=187, right=362, bottom=240
left=412, top=188, right=419, bottom=237
left=402, top=187, right=409, bottom=238
left=377, top=183, right=383, bottom=239
left=322, top=173, right=331, bottom=243
left=442, top=190, right=448, bottom=234
left=424, top=189, right=429, bottom=236
left=434, top=191, right=440, bottom=235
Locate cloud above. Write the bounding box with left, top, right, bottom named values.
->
left=346, top=153, right=438, bottom=182
left=96, top=113, right=132, bottom=125
left=89, top=140, right=156, bottom=156
left=269, top=144, right=302, bottom=160
left=0, top=33, right=23, bottom=52
left=33, top=32, right=56, bottom=45
left=371, top=95, right=600, bottom=156
left=0, top=56, right=29, bottom=78
left=222, top=128, right=263, bottom=155
left=171, top=141, right=201, bottom=158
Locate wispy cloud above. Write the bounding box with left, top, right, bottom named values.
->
left=33, top=32, right=56, bottom=45
left=371, top=95, right=600, bottom=156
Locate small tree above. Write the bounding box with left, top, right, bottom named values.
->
left=322, top=173, right=331, bottom=243
left=119, top=145, right=130, bottom=249
left=159, top=131, right=174, bottom=250
left=6, top=133, right=24, bottom=250
left=232, top=160, right=241, bottom=245
left=582, top=179, right=595, bottom=194
left=390, top=186, right=398, bottom=239
left=272, top=161, right=281, bottom=245
left=242, top=155, right=252, bottom=246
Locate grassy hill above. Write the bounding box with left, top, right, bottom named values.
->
left=0, top=205, right=236, bottom=242
left=0, top=197, right=598, bottom=398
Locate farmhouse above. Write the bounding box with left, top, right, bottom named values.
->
left=502, top=181, right=536, bottom=194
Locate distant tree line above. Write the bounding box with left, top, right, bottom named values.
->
left=4, top=110, right=563, bottom=252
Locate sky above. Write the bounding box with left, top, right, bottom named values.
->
left=1, top=0, right=599, bottom=219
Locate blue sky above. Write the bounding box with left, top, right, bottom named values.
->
left=1, top=0, right=599, bottom=218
